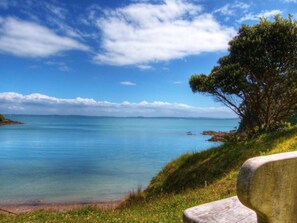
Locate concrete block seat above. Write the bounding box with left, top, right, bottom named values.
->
left=183, top=152, right=297, bottom=223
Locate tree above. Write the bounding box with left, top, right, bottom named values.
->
left=190, top=15, right=297, bottom=134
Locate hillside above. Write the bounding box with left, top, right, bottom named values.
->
left=1, top=126, right=297, bottom=223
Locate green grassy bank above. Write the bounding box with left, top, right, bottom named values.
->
left=1, top=127, right=297, bottom=223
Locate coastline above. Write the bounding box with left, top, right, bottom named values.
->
left=0, top=119, right=23, bottom=126
left=0, top=117, right=238, bottom=215
left=0, top=200, right=120, bottom=214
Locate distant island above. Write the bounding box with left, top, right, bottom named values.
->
left=0, top=114, right=23, bottom=126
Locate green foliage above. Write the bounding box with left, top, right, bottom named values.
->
left=190, top=15, right=297, bottom=135
left=1, top=127, right=297, bottom=223
left=145, top=126, right=297, bottom=195
left=290, top=115, right=297, bottom=124
left=289, top=107, right=297, bottom=124
left=0, top=114, right=5, bottom=121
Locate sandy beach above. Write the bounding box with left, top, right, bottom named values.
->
left=0, top=200, right=120, bottom=215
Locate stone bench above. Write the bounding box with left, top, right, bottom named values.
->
left=183, top=151, right=297, bottom=223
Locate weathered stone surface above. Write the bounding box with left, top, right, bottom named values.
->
left=237, top=151, right=297, bottom=223
left=183, top=196, right=256, bottom=223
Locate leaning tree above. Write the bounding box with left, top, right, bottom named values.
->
left=190, top=15, right=297, bottom=134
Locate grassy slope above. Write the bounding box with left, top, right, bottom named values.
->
left=1, top=127, right=297, bottom=223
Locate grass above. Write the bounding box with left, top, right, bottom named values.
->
left=1, top=127, right=297, bottom=223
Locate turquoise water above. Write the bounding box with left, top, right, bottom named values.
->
left=0, top=115, right=238, bottom=204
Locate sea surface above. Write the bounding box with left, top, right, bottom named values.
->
left=0, top=115, right=238, bottom=204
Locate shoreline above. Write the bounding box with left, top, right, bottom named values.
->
left=0, top=119, right=23, bottom=126
left=0, top=200, right=121, bottom=214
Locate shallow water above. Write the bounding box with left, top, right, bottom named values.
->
left=0, top=115, right=238, bottom=204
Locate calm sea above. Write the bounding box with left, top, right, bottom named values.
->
left=0, top=115, right=238, bottom=204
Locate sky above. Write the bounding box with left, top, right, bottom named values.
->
left=0, top=0, right=296, bottom=117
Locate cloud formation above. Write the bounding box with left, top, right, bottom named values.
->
left=239, top=10, right=282, bottom=22
left=0, top=92, right=236, bottom=118
left=0, top=17, right=89, bottom=57
left=214, top=2, right=250, bottom=16
left=120, top=81, right=136, bottom=86
left=93, top=0, right=236, bottom=66
left=173, top=81, right=184, bottom=84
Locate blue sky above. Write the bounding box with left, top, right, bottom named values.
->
left=0, top=0, right=296, bottom=117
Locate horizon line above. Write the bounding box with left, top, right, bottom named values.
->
left=4, top=114, right=239, bottom=120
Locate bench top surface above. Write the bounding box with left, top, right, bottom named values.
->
left=183, top=196, right=256, bottom=223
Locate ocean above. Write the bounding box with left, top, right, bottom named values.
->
left=0, top=115, right=238, bottom=204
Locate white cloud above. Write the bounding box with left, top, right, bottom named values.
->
left=0, top=92, right=236, bottom=118
left=173, top=81, right=184, bottom=84
left=0, top=0, right=90, bottom=40
left=44, top=2, right=67, bottom=20
left=214, top=2, right=250, bottom=16
left=239, top=10, right=282, bottom=22
left=93, top=0, right=236, bottom=66
left=120, top=81, right=136, bottom=86
left=0, top=17, right=89, bottom=57
left=283, top=0, right=297, bottom=2
left=45, top=61, right=71, bottom=72
left=137, top=64, right=153, bottom=70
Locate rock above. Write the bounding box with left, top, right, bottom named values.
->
left=202, top=130, right=217, bottom=135
left=187, top=131, right=196, bottom=135
left=202, top=130, right=236, bottom=142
